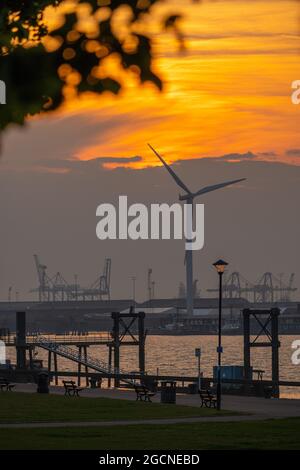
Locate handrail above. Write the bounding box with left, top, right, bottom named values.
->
left=27, top=333, right=112, bottom=344
left=31, top=335, right=136, bottom=386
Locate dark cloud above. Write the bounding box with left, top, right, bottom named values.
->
left=176, top=152, right=257, bottom=164
left=286, top=149, right=300, bottom=157
left=90, top=156, right=143, bottom=166
left=212, top=151, right=256, bottom=161
left=1, top=111, right=135, bottom=172
left=19, top=156, right=143, bottom=173
left=257, top=151, right=277, bottom=157
left=92, top=156, right=142, bottom=163
left=167, top=150, right=291, bottom=169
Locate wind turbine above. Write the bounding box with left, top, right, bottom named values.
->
left=148, top=144, right=246, bottom=316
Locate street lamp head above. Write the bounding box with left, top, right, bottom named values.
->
left=213, top=259, right=228, bottom=274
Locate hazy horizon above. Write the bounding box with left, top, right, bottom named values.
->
left=0, top=154, right=299, bottom=302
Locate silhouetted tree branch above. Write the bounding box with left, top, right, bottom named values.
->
left=0, top=0, right=178, bottom=131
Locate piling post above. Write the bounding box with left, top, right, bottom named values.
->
left=84, top=346, right=89, bottom=387
left=271, top=308, right=280, bottom=398
left=243, top=309, right=251, bottom=395
left=243, top=309, right=251, bottom=381
left=29, top=347, right=33, bottom=369
left=16, top=312, right=26, bottom=369
left=108, top=344, right=112, bottom=388
left=54, top=353, right=58, bottom=385
left=138, top=311, right=145, bottom=374
left=78, top=346, right=82, bottom=386
left=112, top=312, right=120, bottom=387
left=48, top=350, right=52, bottom=375
left=243, top=307, right=281, bottom=398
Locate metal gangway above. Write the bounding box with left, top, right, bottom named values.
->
left=31, top=335, right=137, bottom=386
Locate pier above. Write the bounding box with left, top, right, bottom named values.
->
left=3, top=310, right=146, bottom=388
left=1, top=308, right=300, bottom=398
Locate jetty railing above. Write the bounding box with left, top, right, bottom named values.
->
left=31, top=335, right=137, bottom=386
left=3, top=332, right=113, bottom=346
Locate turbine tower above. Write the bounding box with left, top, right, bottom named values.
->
left=148, top=144, right=246, bottom=316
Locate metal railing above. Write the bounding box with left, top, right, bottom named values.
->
left=28, top=332, right=112, bottom=344
left=2, top=332, right=113, bottom=346
left=31, top=335, right=137, bottom=386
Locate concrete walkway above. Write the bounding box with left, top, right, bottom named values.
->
left=0, top=383, right=300, bottom=429
left=0, top=415, right=265, bottom=429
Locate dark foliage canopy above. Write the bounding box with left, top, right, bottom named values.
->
left=0, top=0, right=177, bottom=130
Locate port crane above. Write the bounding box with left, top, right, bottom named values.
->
left=30, top=255, right=111, bottom=301
left=207, top=271, right=297, bottom=302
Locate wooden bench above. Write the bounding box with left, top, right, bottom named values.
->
left=199, top=389, right=217, bottom=408
left=0, top=377, right=15, bottom=392
left=62, top=380, right=83, bottom=397
left=134, top=385, right=156, bottom=402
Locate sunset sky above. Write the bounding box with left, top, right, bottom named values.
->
left=3, top=0, right=300, bottom=170
left=44, top=0, right=300, bottom=167
left=0, top=0, right=299, bottom=300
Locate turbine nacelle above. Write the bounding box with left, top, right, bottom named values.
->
left=148, top=143, right=246, bottom=201
left=179, top=193, right=193, bottom=202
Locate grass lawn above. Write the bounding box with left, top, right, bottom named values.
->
left=0, top=418, right=300, bottom=449
left=0, top=392, right=234, bottom=423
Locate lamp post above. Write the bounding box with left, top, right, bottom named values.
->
left=213, top=259, right=228, bottom=410
left=131, top=276, right=136, bottom=303
left=195, top=348, right=202, bottom=391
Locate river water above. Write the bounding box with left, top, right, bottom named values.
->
left=6, top=334, right=300, bottom=397
left=119, top=334, right=300, bottom=397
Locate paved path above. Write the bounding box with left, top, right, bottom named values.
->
left=1, top=383, right=300, bottom=429
left=0, top=414, right=265, bottom=429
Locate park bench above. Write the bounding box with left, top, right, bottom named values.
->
left=62, top=380, right=83, bottom=397
left=0, top=377, right=15, bottom=392
left=199, top=389, right=217, bottom=408
left=134, top=384, right=156, bottom=402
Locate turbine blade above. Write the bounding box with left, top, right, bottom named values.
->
left=148, top=144, right=192, bottom=195
left=193, top=178, right=246, bottom=197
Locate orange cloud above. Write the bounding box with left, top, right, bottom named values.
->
left=22, top=0, right=300, bottom=168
